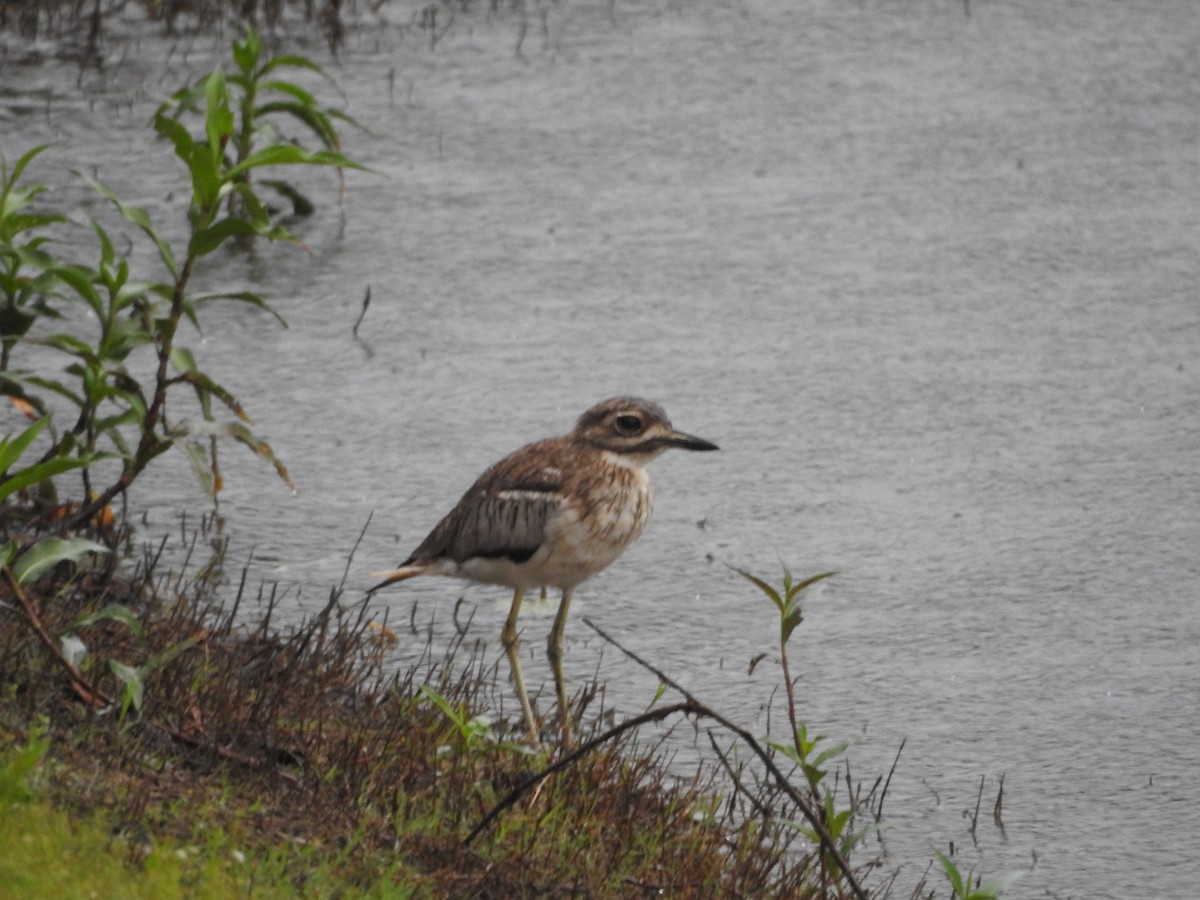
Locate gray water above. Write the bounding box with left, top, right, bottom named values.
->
left=3, top=1, right=1199, bottom=896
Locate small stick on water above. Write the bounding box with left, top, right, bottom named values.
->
left=875, top=736, right=906, bottom=822
left=352, top=286, right=371, bottom=339
left=339, top=510, right=374, bottom=594
left=994, top=773, right=1006, bottom=830
left=452, top=596, right=472, bottom=637
left=968, top=774, right=985, bottom=842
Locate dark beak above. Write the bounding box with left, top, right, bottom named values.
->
left=663, top=429, right=719, bottom=452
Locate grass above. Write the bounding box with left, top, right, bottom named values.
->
left=0, top=522, right=889, bottom=898
left=0, top=790, right=330, bottom=900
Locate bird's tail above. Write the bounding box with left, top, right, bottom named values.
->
left=367, top=563, right=429, bottom=594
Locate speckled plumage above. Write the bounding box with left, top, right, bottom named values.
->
left=370, top=397, right=718, bottom=741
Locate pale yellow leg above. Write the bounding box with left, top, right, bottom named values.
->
left=501, top=588, right=539, bottom=742
left=547, top=588, right=574, bottom=739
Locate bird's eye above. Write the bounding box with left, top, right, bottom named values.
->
left=615, top=414, right=643, bottom=435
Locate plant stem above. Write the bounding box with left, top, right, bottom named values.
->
left=66, top=253, right=196, bottom=529
left=1, top=565, right=111, bottom=708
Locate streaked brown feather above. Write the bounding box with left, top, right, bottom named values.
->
left=405, top=437, right=571, bottom=566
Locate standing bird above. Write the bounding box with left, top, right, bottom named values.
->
left=370, top=397, right=718, bottom=741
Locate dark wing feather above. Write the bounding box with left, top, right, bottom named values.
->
left=405, top=438, right=567, bottom=565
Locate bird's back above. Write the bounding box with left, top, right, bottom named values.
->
left=404, top=436, right=653, bottom=591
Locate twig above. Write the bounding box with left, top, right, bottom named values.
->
left=2, top=566, right=111, bottom=709
left=707, top=730, right=771, bottom=822
left=452, top=596, right=472, bottom=637
left=148, top=721, right=302, bottom=787
left=352, top=286, right=371, bottom=339
left=968, top=774, right=985, bottom=843
left=875, top=736, right=906, bottom=822
left=339, top=511, right=373, bottom=594
left=585, top=617, right=868, bottom=900
left=464, top=700, right=701, bottom=845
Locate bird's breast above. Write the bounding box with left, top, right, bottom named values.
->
left=534, top=462, right=653, bottom=589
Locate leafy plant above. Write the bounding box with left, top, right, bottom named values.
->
left=733, top=566, right=872, bottom=876
left=0, top=417, right=98, bottom=507
left=159, top=26, right=357, bottom=227
left=0, top=26, right=361, bottom=529
left=0, top=724, right=49, bottom=805
left=420, top=685, right=528, bottom=758
left=0, top=534, right=108, bottom=586
left=933, top=848, right=1020, bottom=899
left=0, top=145, right=66, bottom=375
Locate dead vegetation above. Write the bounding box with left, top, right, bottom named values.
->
left=0, top=520, right=890, bottom=897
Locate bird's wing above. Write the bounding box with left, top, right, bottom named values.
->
left=409, top=440, right=566, bottom=565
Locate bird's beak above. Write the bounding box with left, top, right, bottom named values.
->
left=662, top=429, right=719, bottom=452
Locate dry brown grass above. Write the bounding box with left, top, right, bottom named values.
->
left=0, top=523, right=890, bottom=897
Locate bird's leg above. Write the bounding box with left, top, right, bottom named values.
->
left=547, top=587, right=574, bottom=740
left=502, top=588, right=539, bottom=742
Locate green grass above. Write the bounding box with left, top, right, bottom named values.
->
left=0, top=748, right=425, bottom=899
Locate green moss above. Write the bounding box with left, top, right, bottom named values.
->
left=0, top=752, right=420, bottom=900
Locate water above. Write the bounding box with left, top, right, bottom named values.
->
left=3, top=1, right=1199, bottom=896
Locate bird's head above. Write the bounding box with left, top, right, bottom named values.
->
left=572, top=397, right=719, bottom=460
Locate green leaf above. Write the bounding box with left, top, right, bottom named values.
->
left=254, top=100, right=339, bottom=150
left=786, top=570, right=837, bottom=603
left=49, top=263, right=104, bottom=318
left=811, top=740, right=849, bottom=769
left=67, top=604, right=146, bottom=644
left=109, top=660, right=144, bottom=719
left=11, top=537, right=109, bottom=584
left=177, top=439, right=216, bottom=496
left=258, top=79, right=319, bottom=108
left=20, top=375, right=84, bottom=408
left=259, top=179, right=315, bottom=217
left=225, top=145, right=363, bottom=180
left=420, top=685, right=467, bottom=730
left=204, top=68, right=235, bottom=163
left=0, top=416, right=48, bottom=472
left=975, top=871, right=1022, bottom=898
left=7, top=144, right=54, bottom=187
left=188, top=216, right=274, bottom=258
left=97, top=315, right=154, bottom=362
left=190, top=290, right=287, bottom=327
left=934, top=849, right=965, bottom=897
left=86, top=177, right=178, bottom=279
left=223, top=422, right=294, bottom=492
left=169, top=345, right=198, bottom=374
left=0, top=456, right=97, bottom=504
left=0, top=729, right=49, bottom=803
left=231, top=26, right=261, bottom=75
left=767, top=739, right=803, bottom=768
left=177, top=368, right=250, bottom=422
left=31, top=332, right=95, bottom=361
left=260, top=53, right=328, bottom=78
left=728, top=564, right=782, bottom=609
left=154, top=112, right=221, bottom=209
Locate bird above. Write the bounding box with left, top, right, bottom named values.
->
left=369, top=396, right=718, bottom=741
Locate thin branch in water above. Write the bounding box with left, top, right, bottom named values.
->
left=875, top=735, right=905, bottom=822
left=968, top=773, right=986, bottom=844
left=339, top=511, right=373, bottom=594
left=993, top=772, right=1007, bottom=835
left=352, top=286, right=374, bottom=358
left=452, top=595, right=473, bottom=637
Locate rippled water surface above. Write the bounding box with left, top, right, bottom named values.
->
left=4, top=1, right=1199, bottom=895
